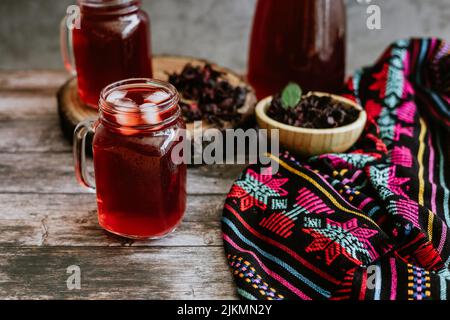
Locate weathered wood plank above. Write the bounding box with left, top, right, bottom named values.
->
left=0, top=246, right=237, bottom=299
left=0, top=194, right=224, bottom=223
left=0, top=92, right=58, bottom=120
left=0, top=119, right=70, bottom=153
left=0, top=193, right=225, bottom=247
left=0, top=153, right=241, bottom=194
left=0, top=70, right=68, bottom=92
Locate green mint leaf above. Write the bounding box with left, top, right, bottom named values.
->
left=281, top=83, right=302, bottom=109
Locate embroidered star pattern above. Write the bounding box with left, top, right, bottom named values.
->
left=370, top=165, right=410, bottom=199
left=303, top=218, right=378, bottom=266
left=227, top=167, right=288, bottom=212
left=328, top=153, right=376, bottom=169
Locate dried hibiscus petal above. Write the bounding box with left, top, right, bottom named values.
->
left=169, top=63, right=248, bottom=127
left=267, top=93, right=360, bottom=129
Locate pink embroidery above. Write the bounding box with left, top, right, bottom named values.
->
left=402, top=50, right=411, bottom=78
left=444, top=96, right=450, bottom=105
left=393, top=124, right=414, bottom=141
left=388, top=166, right=411, bottom=199
left=321, top=155, right=348, bottom=169
left=397, top=101, right=416, bottom=124
left=296, top=188, right=335, bottom=215
left=402, top=80, right=414, bottom=98
left=390, top=146, right=413, bottom=168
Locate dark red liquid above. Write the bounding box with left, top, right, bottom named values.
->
left=73, top=3, right=153, bottom=107
left=248, top=0, right=346, bottom=99
left=93, top=88, right=186, bottom=239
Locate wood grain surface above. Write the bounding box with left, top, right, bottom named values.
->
left=0, top=70, right=239, bottom=299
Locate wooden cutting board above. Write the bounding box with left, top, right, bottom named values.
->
left=57, top=55, right=256, bottom=142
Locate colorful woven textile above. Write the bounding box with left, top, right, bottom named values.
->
left=222, top=39, right=450, bottom=300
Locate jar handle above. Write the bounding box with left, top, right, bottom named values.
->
left=73, top=119, right=96, bottom=193
left=60, top=6, right=79, bottom=75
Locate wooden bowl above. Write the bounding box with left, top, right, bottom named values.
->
left=255, top=92, right=367, bottom=156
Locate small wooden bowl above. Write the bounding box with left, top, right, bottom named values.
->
left=255, top=92, right=367, bottom=156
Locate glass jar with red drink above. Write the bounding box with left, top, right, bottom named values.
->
left=248, top=0, right=346, bottom=99
left=74, top=79, right=186, bottom=239
left=61, top=0, right=153, bottom=108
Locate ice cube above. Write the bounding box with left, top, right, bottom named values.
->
left=115, top=113, right=137, bottom=127
left=144, top=90, right=171, bottom=104
left=106, top=90, right=127, bottom=103
left=111, top=99, right=139, bottom=127
left=140, top=102, right=156, bottom=108
left=140, top=102, right=161, bottom=124
left=113, top=97, right=139, bottom=109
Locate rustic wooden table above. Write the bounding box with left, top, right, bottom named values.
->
left=0, top=70, right=241, bottom=299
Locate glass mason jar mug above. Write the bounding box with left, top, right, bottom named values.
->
left=74, top=79, right=187, bottom=239
left=61, top=0, right=153, bottom=108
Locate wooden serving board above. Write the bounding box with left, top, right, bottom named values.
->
left=57, top=55, right=256, bottom=142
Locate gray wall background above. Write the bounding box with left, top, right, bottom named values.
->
left=0, top=0, right=449, bottom=73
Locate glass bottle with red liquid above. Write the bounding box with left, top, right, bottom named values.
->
left=74, top=79, right=186, bottom=239
left=247, top=0, right=346, bottom=99
left=61, top=0, right=153, bottom=108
